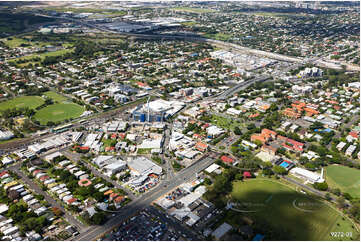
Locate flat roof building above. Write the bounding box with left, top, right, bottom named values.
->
left=290, top=167, right=324, bottom=184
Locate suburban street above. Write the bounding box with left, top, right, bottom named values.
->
left=7, top=164, right=87, bottom=231
left=73, top=153, right=218, bottom=241
left=0, top=5, right=356, bottom=241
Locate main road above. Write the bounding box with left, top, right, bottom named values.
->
left=73, top=153, right=218, bottom=241
left=215, top=75, right=271, bottom=100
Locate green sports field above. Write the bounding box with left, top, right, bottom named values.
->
left=325, top=165, right=360, bottom=198
left=33, top=103, right=85, bottom=125
left=230, top=179, right=359, bottom=241
left=43, top=91, right=68, bottom=102
left=0, top=96, right=44, bottom=111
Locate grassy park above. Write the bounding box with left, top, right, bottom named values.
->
left=325, top=165, right=360, bottom=198
left=43, top=91, right=68, bottom=102
left=33, top=103, right=85, bottom=125
left=0, top=96, right=44, bottom=111
left=10, top=48, right=74, bottom=66
left=1, top=37, right=38, bottom=48
left=229, top=179, right=359, bottom=241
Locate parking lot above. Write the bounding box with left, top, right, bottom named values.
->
left=102, top=207, right=180, bottom=241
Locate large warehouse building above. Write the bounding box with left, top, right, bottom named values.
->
left=131, top=99, right=185, bottom=122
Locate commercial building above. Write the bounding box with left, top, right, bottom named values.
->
left=0, top=130, right=14, bottom=141
left=103, top=160, right=127, bottom=176
left=211, top=222, right=233, bottom=240
left=92, top=155, right=117, bottom=168
left=289, top=167, right=324, bottom=184
left=131, top=99, right=185, bottom=122
left=127, top=156, right=162, bottom=177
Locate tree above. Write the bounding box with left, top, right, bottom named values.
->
left=310, top=121, right=324, bottom=131
left=343, top=193, right=353, bottom=201
left=247, top=123, right=256, bottom=130
left=330, top=188, right=341, bottom=196
left=203, top=178, right=212, bottom=185
left=272, top=166, right=287, bottom=175
left=336, top=197, right=347, bottom=209
left=51, top=207, right=63, bottom=217
left=234, top=126, right=242, bottom=135
left=349, top=199, right=360, bottom=222
left=91, top=212, right=107, bottom=225
left=325, top=193, right=332, bottom=201
left=213, top=175, right=231, bottom=193
left=7, top=190, right=20, bottom=201
left=235, top=174, right=243, bottom=180
left=261, top=162, right=273, bottom=169
left=313, top=182, right=328, bottom=191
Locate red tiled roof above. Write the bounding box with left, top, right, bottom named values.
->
left=195, top=142, right=208, bottom=152
left=33, top=170, right=42, bottom=175
left=221, top=155, right=234, bottom=163
left=114, top=196, right=125, bottom=203
left=66, top=198, right=77, bottom=204
left=249, top=113, right=260, bottom=118
left=110, top=193, right=119, bottom=198
left=349, top=131, right=359, bottom=139
left=104, top=190, right=114, bottom=196
left=39, top=175, right=49, bottom=181
left=0, top=171, right=9, bottom=177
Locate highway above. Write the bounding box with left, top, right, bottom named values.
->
left=73, top=153, right=218, bottom=241
left=215, top=75, right=271, bottom=100
left=32, top=13, right=359, bottom=71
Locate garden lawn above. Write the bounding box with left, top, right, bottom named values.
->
left=43, top=91, right=68, bottom=102
left=0, top=96, right=44, bottom=111
left=33, top=103, right=85, bottom=125
left=210, top=114, right=243, bottom=131
left=230, top=179, right=358, bottom=241
left=325, top=165, right=360, bottom=198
